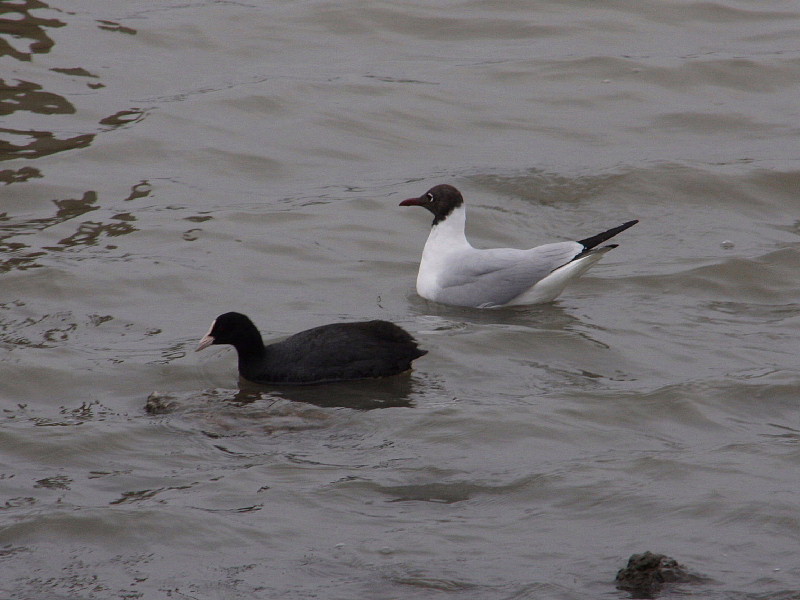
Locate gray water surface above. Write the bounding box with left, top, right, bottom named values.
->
left=1, top=1, right=799, bottom=598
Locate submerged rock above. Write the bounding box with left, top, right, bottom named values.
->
left=145, top=391, right=180, bottom=415
left=615, top=551, right=700, bottom=597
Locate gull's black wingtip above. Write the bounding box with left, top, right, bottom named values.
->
left=578, top=219, right=638, bottom=251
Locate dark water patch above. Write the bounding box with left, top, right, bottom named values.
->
left=0, top=544, right=28, bottom=558
left=193, top=502, right=264, bottom=514
left=96, top=20, right=136, bottom=35
left=183, top=213, right=212, bottom=223
left=33, top=475, right=72, bottom=490
left=32, top=401, right=116, bottom=427
left=99, top=108, right=148, bottom=129
left=0, top=6, right=154, bottom=169
left=0, top=0, right=65, bottom=61
left=364, top=74, right=439, bottom=85
left=0, top=308, right=120, bottom=351
left=1, top=310, right=83, bottom=349
left=49, top=215, right=137, bottom=250
left=339, top=473, right=549, bottom=505
left=109, top=484, right=196, bottom=506
left=0, top=545, right=157, bottom=600
left=0, top=79, right=75, bottom=116
left=123, top=180, right=152, bottom=202
left=377, top=481, right=473, bottom=504
left=0, top=128, right=94, bottom=162
left=0, top=497, right=37, bottom=511
left=0, top=188, right=150, bottom=272
left=49, top=67, right=99, bottom=78
left=0, top=166, right=41, bottom=184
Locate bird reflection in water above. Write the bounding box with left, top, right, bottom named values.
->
left=234, top=374, right=417, bottom=410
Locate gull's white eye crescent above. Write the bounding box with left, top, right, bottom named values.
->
left=426, top=193, right=434, bottom=202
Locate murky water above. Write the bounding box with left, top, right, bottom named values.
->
left=2, top=1, right=799, bottom=598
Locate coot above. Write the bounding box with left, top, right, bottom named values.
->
left=196, top=312, right=427, bottom=385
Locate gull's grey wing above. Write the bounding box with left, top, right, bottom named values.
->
left=435, top=241, right=583, bottom=307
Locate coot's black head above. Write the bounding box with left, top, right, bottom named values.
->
left=399, top=184, right=464, bottom=226
left=196, top=312, right=261, bottom=352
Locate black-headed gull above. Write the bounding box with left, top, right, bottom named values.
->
left=400, top=184, right=637, bottom=308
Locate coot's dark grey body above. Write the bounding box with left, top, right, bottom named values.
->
left=197, top=312, right=427, bottom=385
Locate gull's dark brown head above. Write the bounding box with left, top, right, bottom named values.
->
left=399, top=184, right=464, bottom=226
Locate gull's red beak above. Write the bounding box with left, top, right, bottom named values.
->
left=399, top=197, right=424, bottom=206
